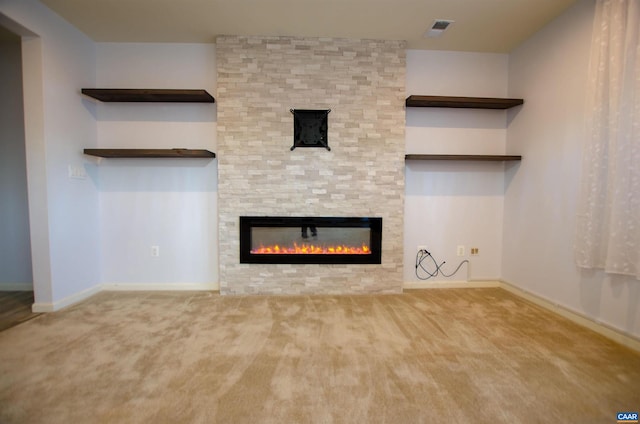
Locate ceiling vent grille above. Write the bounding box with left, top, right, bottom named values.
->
left=425, top=19, right=455, bottom=38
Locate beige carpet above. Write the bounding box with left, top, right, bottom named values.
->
left=0, top=288, right=639, bottom=423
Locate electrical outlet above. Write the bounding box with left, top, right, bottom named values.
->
left=417, top=245, right=427, bottom=252
left=151, top=246, right=160, bottom=257
left=67, top=164, right=87, bottom=180
left=457, top=245, right=465, bottom=256
left=471, top=247, right=479, bottom=256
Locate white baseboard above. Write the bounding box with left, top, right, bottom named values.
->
left=404, top=280, right=500, bottom=289
left=32, top=284, right=102, bottom=313
left=28, top=278, right=639, bottom=351
left=403, top=279, right=640, bottom=352
left=499, top=280, right=640, bottom=352
left=31, top=282, right=219, bottom=312
left=102, top=282, right=219, bottom=291
left=0, top=282, right=33, bottom=291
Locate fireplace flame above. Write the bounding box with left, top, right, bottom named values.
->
left=251, top=243, right=371, bottom=255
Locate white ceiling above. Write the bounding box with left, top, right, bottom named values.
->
left=39, top=0, right=579, bottom=53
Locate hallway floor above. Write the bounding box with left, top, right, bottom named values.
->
left=0, top=291, right=40, bottom=332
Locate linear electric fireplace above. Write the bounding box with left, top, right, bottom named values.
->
left=240, top=216, right=382, bottom=264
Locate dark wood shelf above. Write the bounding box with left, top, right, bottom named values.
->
left=81, top=89, right=215, bottom=103
left=84, top=148, right=216, bottom=158
left=405, top=154, right=521, bottom=161
left=406, top=95, right=523, bottom=109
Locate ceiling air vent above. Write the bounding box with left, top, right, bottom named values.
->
left=425, top=19, right=455, bottom=38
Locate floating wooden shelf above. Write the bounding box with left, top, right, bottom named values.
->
left=83, top=149, right=216, bottom=158
left=81, top=89, right=215, bottom=103
left=406, top=95, right=523, bottom=109
left=405, top=154, right=522, bottom=161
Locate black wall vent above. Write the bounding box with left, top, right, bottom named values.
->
left=290, top=109, right=331, bottom=151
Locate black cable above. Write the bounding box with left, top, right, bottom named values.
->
left=415, top=249, right=469, bottom=280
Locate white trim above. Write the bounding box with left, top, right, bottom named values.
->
left=499, top=280, right=640, bottom=352
left=403, top=279, right=640, bottom=352
left=0, top=283, right=34, bottom=291
left=31, top=282, right=220, bottom=312
left=32, top=284, right=102, bottom=313
left=102, top=282, right=219, bottom=291
left=404, top=280, right=500, bottom=289
left=29, top=279, right=639, bottom=352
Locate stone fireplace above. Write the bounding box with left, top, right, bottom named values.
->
left=217, top=35, right=406, bottom=295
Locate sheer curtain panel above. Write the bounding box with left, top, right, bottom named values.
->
left=576, top=0, right=640, bottom=279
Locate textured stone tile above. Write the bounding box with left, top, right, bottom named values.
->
left=217, top=35, right=406, bottom=295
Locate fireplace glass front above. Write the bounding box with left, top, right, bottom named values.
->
left=239, top=216, right=382, bottom=264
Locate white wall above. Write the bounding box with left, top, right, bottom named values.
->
left=95, top=43, right=218, bottom=287
left=404, top=50, right=511, bottom=283
left=504, top=0, right=640, bottom=338
left=0, top=0, right=100, bottom=308
left=0, top=36, right=32, bottom=290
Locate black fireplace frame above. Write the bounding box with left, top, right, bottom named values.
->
left=239, top=216, right=382, bottom=264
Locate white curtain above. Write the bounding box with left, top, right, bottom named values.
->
left=575, top=0, right=640, bottom=279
